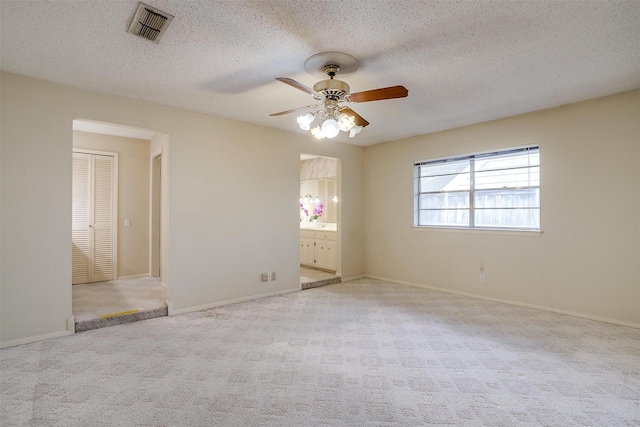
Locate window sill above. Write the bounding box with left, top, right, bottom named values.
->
left=412, top=226, right=542, bottom=237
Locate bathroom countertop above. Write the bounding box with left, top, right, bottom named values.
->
left=300, top=223, right=337, bottom=231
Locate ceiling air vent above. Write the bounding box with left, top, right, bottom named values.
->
left=127, top=2, right=174, bottom=43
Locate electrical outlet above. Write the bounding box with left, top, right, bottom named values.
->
left=124, top=219, right=131, bottom=227
left=261, top=273, right=268, bottom=282
left=267, top=272, right=273, bottom=281
left=479, top=273, right=485, bottom=283
left=271, top=272, right=276, bottom=281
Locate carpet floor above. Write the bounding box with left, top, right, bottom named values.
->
left=2, top=278, right=639, bottom=426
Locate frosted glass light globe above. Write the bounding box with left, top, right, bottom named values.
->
left=310, top=126, right=325, bottom=139
left=338, top=113, right=356, bottom=131
left=349, top=125, right=363, bottom=138
left=297, top=113, right=314, bottom=130
left=321, top=119, right=340, bottom=138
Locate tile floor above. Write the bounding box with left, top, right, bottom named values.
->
left=299, top=266, right=337, bottom=283
left=300, top=266, right=341, bottom=289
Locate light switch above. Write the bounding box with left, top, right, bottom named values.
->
left=124, top=219, right=131, bottom=227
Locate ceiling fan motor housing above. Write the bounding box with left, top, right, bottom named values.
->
left=313, top=79, right=350, bottom=102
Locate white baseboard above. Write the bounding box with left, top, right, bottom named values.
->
left=170, top=287, right=300, bottom=316
left=67, top=317, right=75, bottom=334
left=366, top=275, right=640, bottom=329
left=0, top=330, right=73, bottom=349
left=341, top=274, right=365, bottom=282
left=159, top=281, right=168, bottom=289
left=117, top=273, right=149, bottom=280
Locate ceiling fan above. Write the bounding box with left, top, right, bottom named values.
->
left=270, top=52, right=408, bottom=139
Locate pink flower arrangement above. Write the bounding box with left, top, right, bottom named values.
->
left=310, top=201, right=324, bottom=221
left=300, top=197, right=323, bottom=222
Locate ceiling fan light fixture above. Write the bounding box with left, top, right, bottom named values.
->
left=297, top=113, right=314, bottom=130
left=271, top=51, right=408, bottom=141
left=321, top=119, right=340, bottom=138
left=349, top=125, right=363, bottom=138
left=338, top=113, right=356, bottom=131
left=311, top=126, right=325, bottom=139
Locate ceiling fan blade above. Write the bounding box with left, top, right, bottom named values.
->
left=340, top=107, right=370, bottom=127
left=275, top=77, right=322, bottom=97
left=269, top=105, right=318, bottom=116
left=349, top=85, right=408, bottom=103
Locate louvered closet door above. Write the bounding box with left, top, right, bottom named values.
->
left=72, top=152, right=115, bottom=284
left=91, top=155, right=114, bottom=282
left=72, top=153, right=92, bottom=284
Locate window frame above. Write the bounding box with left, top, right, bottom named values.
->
left=414, top=145, right=540, bottom=232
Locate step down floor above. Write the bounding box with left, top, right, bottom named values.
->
left=75, top=306, right=168, bottom=332
left=300, top=266, right=341, bottom=290
left=73, top=277, right=167, bottom=333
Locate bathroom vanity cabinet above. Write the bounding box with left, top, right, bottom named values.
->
left=300, top=229, right=336, bottom=271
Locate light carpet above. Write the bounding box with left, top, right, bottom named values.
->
left=2, top=278, right=639, bottom=426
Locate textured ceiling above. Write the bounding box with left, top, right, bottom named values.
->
left=2, top=1, right=639, bottom=146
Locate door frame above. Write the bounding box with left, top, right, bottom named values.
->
left=299, top=154, right=342, bottom=278
left=149, top=147, right=162, bottom=279
left=72, top=148, right=119, bottom=282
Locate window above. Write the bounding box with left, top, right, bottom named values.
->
left=414, top=146, right=540, bottom=230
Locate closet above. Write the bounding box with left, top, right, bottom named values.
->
left=72, top=150, right=117, bottom=284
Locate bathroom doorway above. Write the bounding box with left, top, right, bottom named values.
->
left=299, top=154, right=342, bottom=289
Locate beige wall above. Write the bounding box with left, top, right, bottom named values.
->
left=364, top=90, right=640, bottom=326
left=4, top=68, right=634, bottom=346
left=73, top=131, right=150, bottom=278
left=0, top=71, right=365, bottom=345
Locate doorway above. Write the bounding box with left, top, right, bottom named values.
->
left=71, top=120, right=170, bottom=331
left=299, top=154, right=342, bottom=289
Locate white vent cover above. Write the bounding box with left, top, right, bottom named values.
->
left=127, top=3, right=174, bottom=43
